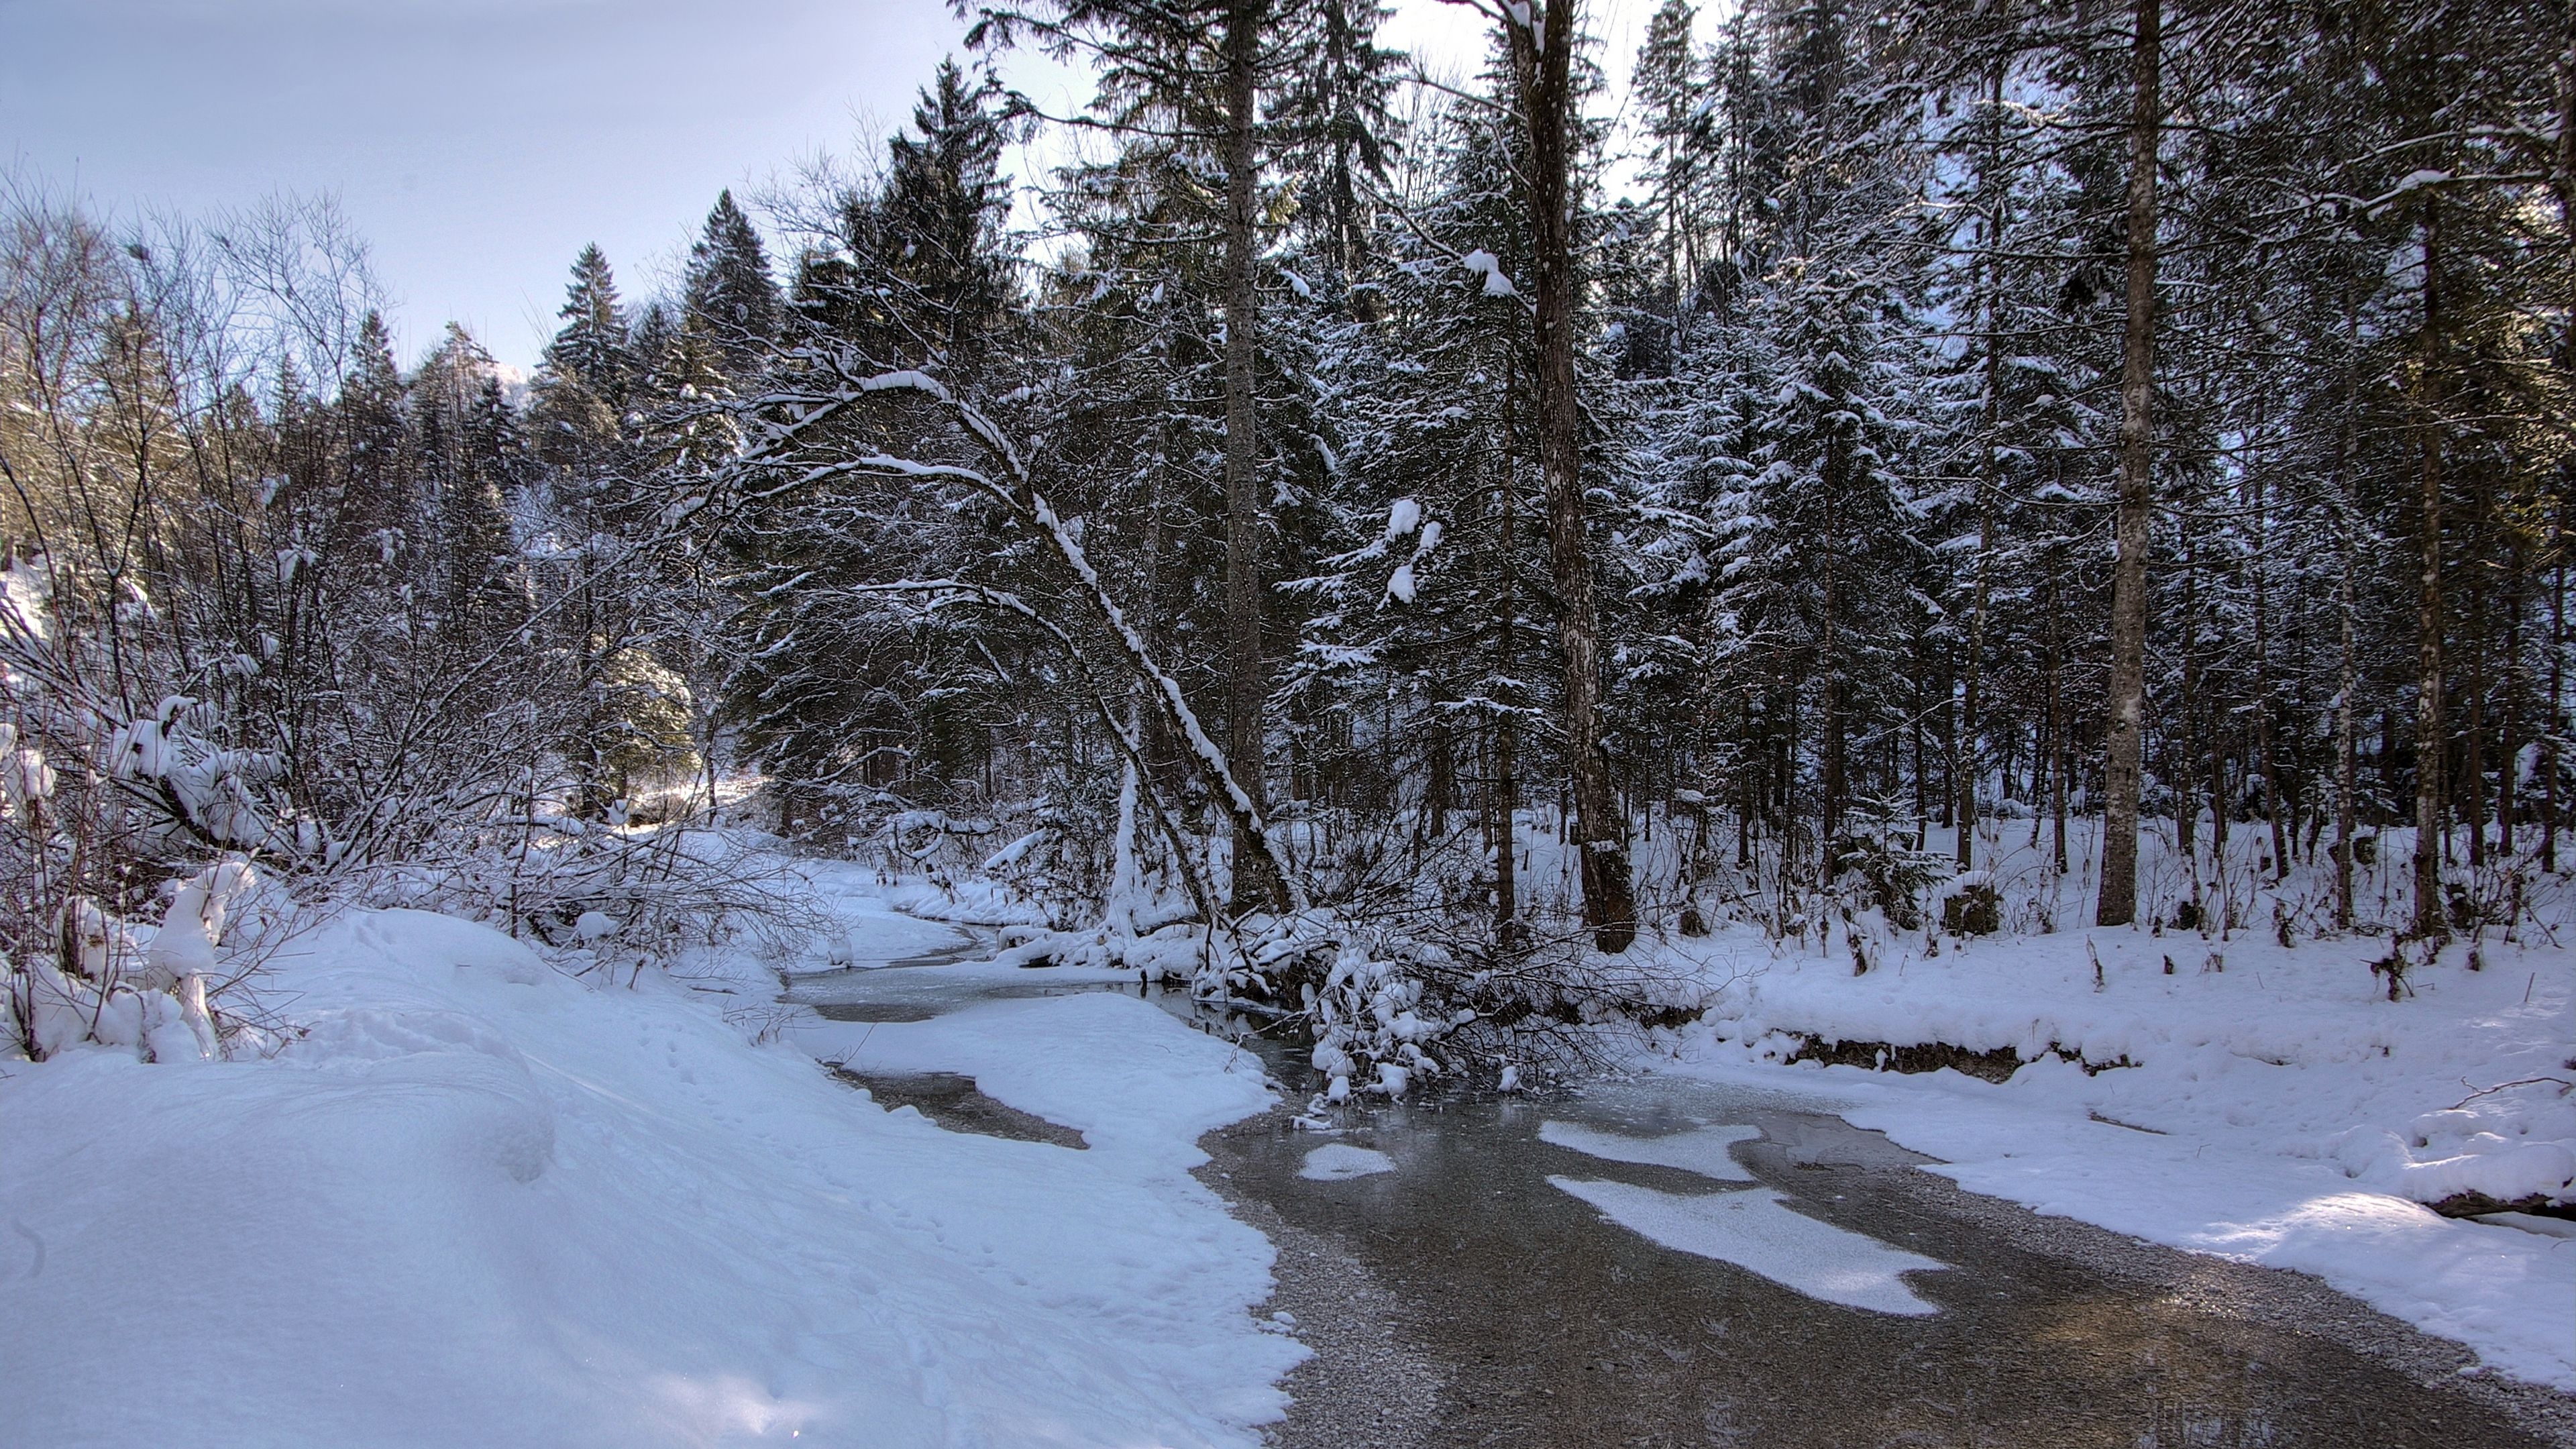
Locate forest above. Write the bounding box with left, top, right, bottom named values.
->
left=1, top=0, right=2567, bottom=1083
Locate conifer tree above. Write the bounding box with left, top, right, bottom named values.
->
left=683, top=191, right=780, bottom=381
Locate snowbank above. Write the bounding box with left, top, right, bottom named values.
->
left=0, top=904, right=1299, bottom=1446
left=1653, top=924, right=2576, bottom=1389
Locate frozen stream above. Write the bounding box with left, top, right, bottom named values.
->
left=786, top=930, right=2566, bottom=1449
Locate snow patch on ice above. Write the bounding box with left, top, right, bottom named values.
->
left=1550, top=1177, right=1947, bottom=1316
left=1300, top=1143, right=1395, bottom=1180
left=1540, top=1120, right=1759, bottom=1182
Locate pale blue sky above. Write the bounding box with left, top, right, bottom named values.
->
left=2, top=0, right=1655, bottom=372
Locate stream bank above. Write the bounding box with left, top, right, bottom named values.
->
left=1200, top=1075, right=2575, bottom=1448
left=780, top=912, right=2575, bottom=1447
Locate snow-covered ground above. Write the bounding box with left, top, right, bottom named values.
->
left=0, top=867, right=1300, bottom=1447
left=9, top=824, right=2571, bottom=1444
left=1647, top=919, right=2576, bottom=1389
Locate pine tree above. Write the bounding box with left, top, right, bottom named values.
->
left=542, top=244, right=631, bottom=413
left=683, top=191, right=780, bottom=381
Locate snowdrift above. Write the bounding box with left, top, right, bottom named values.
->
left=0, top=906, right=1299, bottom=1446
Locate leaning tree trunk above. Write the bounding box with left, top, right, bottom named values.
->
left=1511, top=0, right=1636, bottom=952
left=1220, top=0, right=1285, bottom=914
left=2096, top=0, right=2160, bottom=928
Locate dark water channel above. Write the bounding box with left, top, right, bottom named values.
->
left=1210, top=1077, right=2566, bottom=1449
left=789, top=943, right=2571, bottom=1449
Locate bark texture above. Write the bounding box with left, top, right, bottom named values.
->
left=1222, top=0, right=1286, bottom=914
left=2413, top=199, right=2447, bottom=938
left=2096, top=0, right=2159, bottom=928
left=1512, top=0, right=1636, bottom=952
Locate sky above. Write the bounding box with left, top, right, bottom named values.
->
left=2, top=0, right=1684, bottom=373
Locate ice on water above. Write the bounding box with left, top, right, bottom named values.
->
left=1539, top=1120, right=1760, bottom=1182
left=1301, top=1143, right=1396, bottom=1181
left=1550, top=1176, right=1949, bottom=1316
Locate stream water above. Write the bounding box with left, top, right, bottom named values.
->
left=786, top=928, right=2566, bottom=1449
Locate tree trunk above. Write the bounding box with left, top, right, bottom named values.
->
left=1941, top=667, right=1957, bottom=830
left=1512, top=0, right=1635, bottom=952
left=2096, top=0, right=2159, bottom=928
left=1821, top=563, right=1843, bottom=849
left=2050, top=592, right=2070, bottom=874
left=2413, top=197, right=2447, bottom=939
left=2501, top=563, right=2522, bottom=858
left=1426, top=713, right=1454, bottom=843
left=2466, top=502, right=2488, bottom=869
left=2383, top=709, right=2402, bottom=824
left=1962, top=59, right=2005, bottom=873
left=2337, top=525, right=2360, bottom=928
left=1221, top=0, right=1283, bottom=914
left=2249, top=418, right=2290, bottom=882
left=2177, top=488, right=2201, bottom=871
left=2330, top=292, right=2361, bottom=920
left=1495, top=355, right=1522, bottom=941
left=2551, top=496, right=2567, bottom=873
left=2544, top=0, right=2575, bottom=873
left=1911, top=641, right=1929, bottom=845
left=1959, top=356, right=1994, bottom=867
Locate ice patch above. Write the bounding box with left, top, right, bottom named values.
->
left=1550, top=1177, right=1947, bottom=1316
left=1540, top=1120, right=1759, bottom=1182
left=1301, top=1143, right=1395, bottom=1181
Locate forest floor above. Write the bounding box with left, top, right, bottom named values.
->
left=3, top=851, right=2570, bottom=1446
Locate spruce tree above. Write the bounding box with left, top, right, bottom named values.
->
left=683, top=191, right=780, bottom=381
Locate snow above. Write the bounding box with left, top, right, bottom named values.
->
left=1460, top=249, right=1518, bottom=297
left=794, top=989, right=1274, bottom=1168
left=1386, top=561, right=1418, bottom=604
left=1539, top=1119, right=1759, bottom=1181
left=1548, top=1177, right=1948, bottom=1316
left=977, top=827, right=1049, bottom=871
left=0, top=883, right=1301, bottom=1446
left=1385, top=496, right=1421, bottom=540
left=1300, top=1143, right=1395, bottom=1180
left=1647, top=915, right=2576, bottom=1387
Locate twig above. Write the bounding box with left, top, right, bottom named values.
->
left=2449, top=1075, right=2575, bottom=1110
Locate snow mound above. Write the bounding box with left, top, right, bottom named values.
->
left=1, top=903, right=1302, bottom=1446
